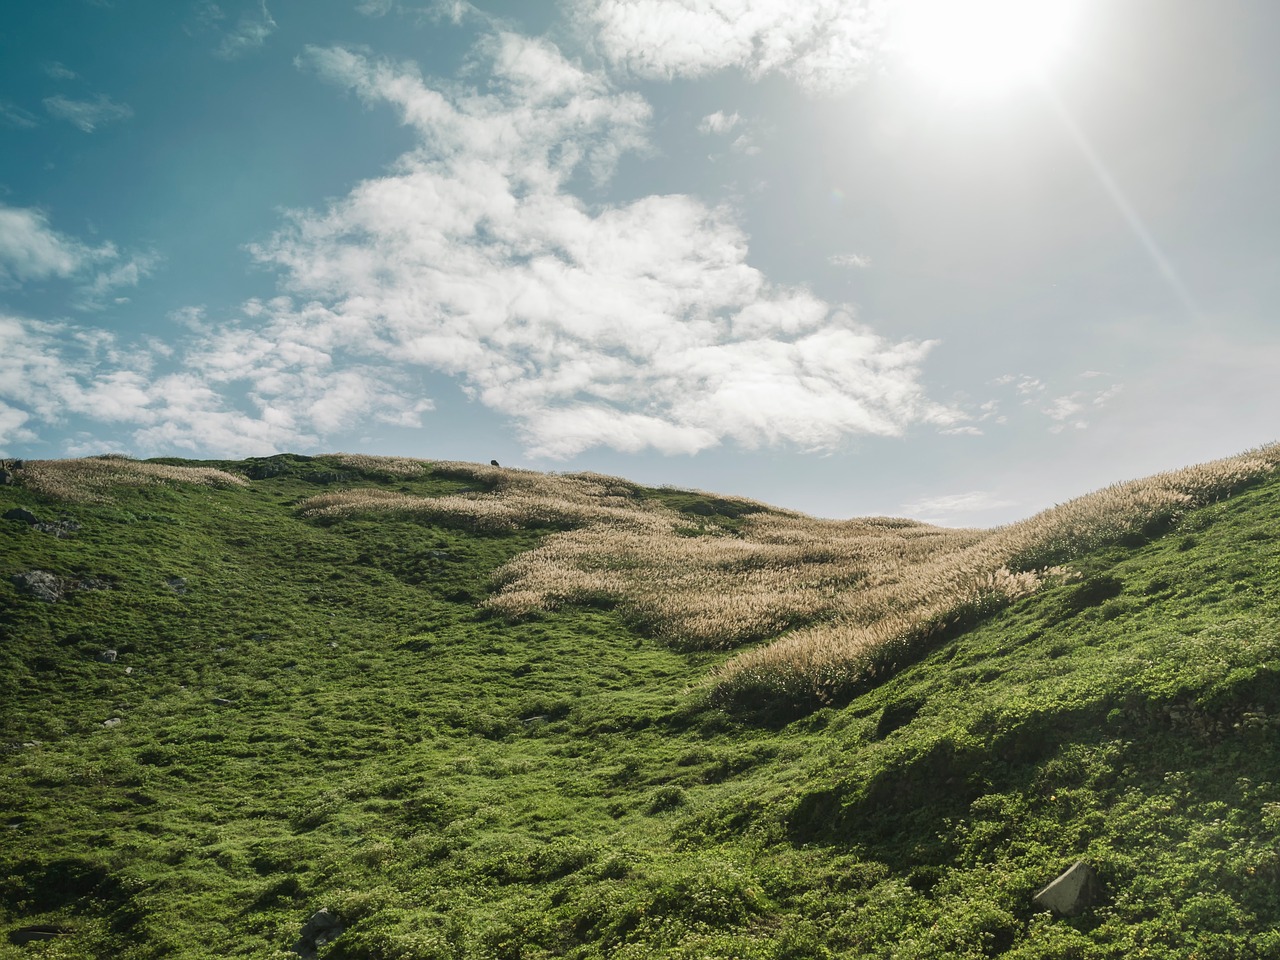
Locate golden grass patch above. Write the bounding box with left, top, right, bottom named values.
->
left=330, top=453, right=430, bottom=478
left=14, top=456, right=249, bottom=503
left=295, top=444, right=1280, bottom=706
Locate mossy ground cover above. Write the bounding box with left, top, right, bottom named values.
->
left=2, top=455, right=1280, bottom=957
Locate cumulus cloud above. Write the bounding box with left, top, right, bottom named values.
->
left=0, top=204, right=157, bottom=309
left=698, top=110, right=741, bottom=135
left=573, top=0, right=889, bottom=93
left=252, top=36, right=956, bottom=457
left=42, top=93, right=134, bottom=132
left=0, top=309, right=433, bottom=458
left=0, top=206, right=113, bottom=285
left=6, top=32, right=955, bottom=460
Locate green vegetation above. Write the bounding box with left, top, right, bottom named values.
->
left=2, top=451, right=1280, bottom=957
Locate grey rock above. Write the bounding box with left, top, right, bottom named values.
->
left=304, top=470, right=352, bottom=485
left=100, top=649, right=118, bottom=663
left=245, top=462, right=287, bottom=480
left=71, top=575, right=111, bottom=592
left=11, top=570, right=63, bottom=603
left=212, top=697, right=235, bottom=707
left=1034, top=861, right=1103, bottom=916
left=103, top=718, right=122, bottom=728
left=35, top=520, right=80, bottom=538
left=293, top=907, right=344, bottom=959
left=165, top=576, right=189, bottom=595
left=3, top=507, right=39, bottom=524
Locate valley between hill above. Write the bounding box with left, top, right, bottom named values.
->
left=2, top=450, right=1280, bottom=958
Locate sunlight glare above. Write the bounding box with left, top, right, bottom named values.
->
left=893, top=0, right=1080, bottom=98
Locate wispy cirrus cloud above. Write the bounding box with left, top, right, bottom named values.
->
left=42, top=93, right=133, bottom=132
left=900, top=489, right=1019, bottom=526
left=191, top=1, right=277, bottom=58
left=573, top=0, right=890, bottom=93
left=42, top=61, right=78, bottom=80
left=697, top=109, right=759, bottom=155
left=216, top=1, right=277, bottom=58
left=0, top=101, right=40, bottom=128
left=829, top=252, right=871, bottom=268
left=989, top=372, right=1124, bottom=434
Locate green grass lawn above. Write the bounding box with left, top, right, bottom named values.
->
left=2, top=454, right=1279, bottom=958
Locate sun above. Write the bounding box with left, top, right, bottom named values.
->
left=891, top=0, right=1080, bottom=98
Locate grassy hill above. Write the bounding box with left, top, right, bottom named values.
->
left=2, top=448, right=1279, bottom=958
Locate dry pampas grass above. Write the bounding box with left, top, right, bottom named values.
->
left=13, top=455, right=248, bottom=503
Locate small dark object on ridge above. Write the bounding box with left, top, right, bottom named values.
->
left=490, top=459, right=500, bottom=467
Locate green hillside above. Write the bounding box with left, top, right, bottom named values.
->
left=2, top=451, right=1280, bottom=958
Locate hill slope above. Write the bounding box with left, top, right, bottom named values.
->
left=2, top=451, right=1279, bottom=958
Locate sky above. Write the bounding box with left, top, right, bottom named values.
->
left=2, top=0, right=1278, bottom=526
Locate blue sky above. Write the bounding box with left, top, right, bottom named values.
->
left=2, top=0, right=1278, bottom=525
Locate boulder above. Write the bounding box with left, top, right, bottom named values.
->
left=11, top=570, right=63, bottom=603
left=100, top=650, right=118, bottom=663
left=35, top=519, right=80, bottom=538
left=3, top=507, right=39, bottom=524
left=1034, top=861, right=1103, bottom=916
left=293, top=908, right=343, bottom=959
left=165, top=576, right=189, bottom=595
left=71, top=575, right=112, bottom=592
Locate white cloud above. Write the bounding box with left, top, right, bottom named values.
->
left=573, top=0, right=890, bottom=93
left=900, top=489, right=1020, bottom=526
left=43, top=61, right=78, bottom=80
left=4, top=32, right=956, bottom=461
left=75, top=251, right=162, bottom=310
left=1043, top=394, right=1084, bottom=422
left=698, top=110, right=741, bottom=135
left=254, top=37, right=956, bottom=457
left=0, top=308, right=433, bottom=458
left=0, top=400, right=37, bottom=452
left=215, top=1, right=276, bottom=59
left=0, top=101, right=40, bottom=128
left=42, top=93, right=134, bottom=132
left=829, top=252, right=871, bottom=268
left=0, top=204, right=157, bottom=308
left=0, top=205, right=114, bottom=285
